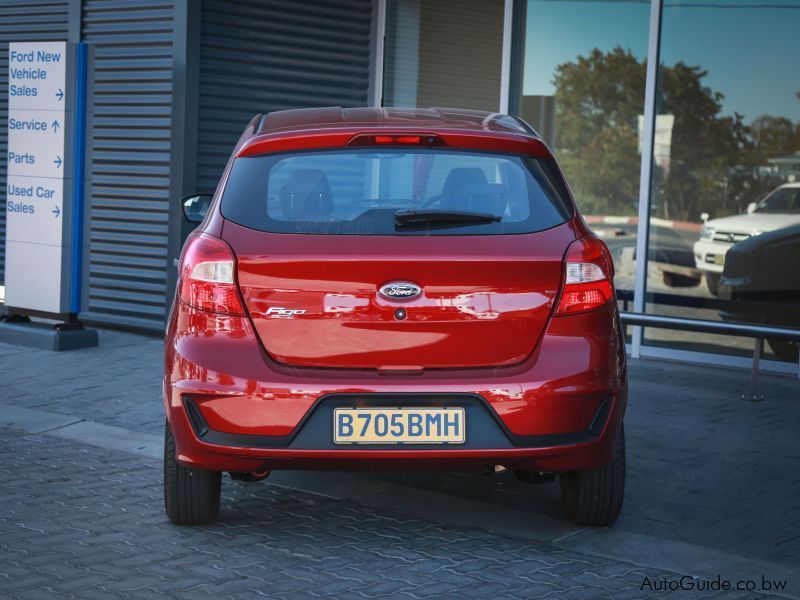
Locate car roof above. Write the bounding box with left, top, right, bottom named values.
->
left=255, top=106, right=538, bottom=138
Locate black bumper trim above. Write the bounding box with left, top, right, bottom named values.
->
left=182, top=393, right=612, bottom=450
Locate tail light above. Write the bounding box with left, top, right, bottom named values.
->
left=555, top=235, right=614, bottom=315
left=179, top=233, right=244, bottom=315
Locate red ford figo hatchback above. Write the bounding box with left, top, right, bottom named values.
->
left=164, top=107, right=627, bottom=527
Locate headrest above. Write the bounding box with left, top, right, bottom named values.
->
left=279, top=169, right=333, bottom=220
left=441, top=168, right=489, bottom=198
left=440, top=168, right=507, bottom=215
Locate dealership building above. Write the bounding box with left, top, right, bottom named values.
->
left=1, top=0, right=798, bottom=373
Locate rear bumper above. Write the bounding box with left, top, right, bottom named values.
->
left=168, top=390, right=625, bottom=472
left=164, top=301, right=627, bottom=473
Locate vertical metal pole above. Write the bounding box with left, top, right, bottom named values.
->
left=499, top=0, right=514, bottom=113
left=795, top=340, right=800, bottom=379
left=369, top=0, right=387, bottom=107
left=369, top=0, right=387, bottom=194
left=742, top=337, right=766, bottom=401
left=165, top=0, right=201, bottom=322
left=69, top=43, right=87, bottom=314
left=751, top=338, right=762, bottom=387
left=67, top=0, right=82, bottom=42
left=631, top=0, right=664, bottom=359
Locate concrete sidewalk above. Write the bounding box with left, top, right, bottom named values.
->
left=1, top=329, right=798, bottom=598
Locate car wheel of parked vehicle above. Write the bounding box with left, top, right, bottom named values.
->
left=662, top=271, right=701, bottom=288
left=705, top=273, right=720, bottom=295
left=559, top=425, right=625, bottom=526
left=767, top=339, right=800, bottom=363
left=164, top=421, right=221, bottom=525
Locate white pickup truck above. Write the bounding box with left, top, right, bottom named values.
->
left=694, top=183, right=800, bottom=294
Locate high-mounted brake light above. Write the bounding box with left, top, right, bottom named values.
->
left=348, top=133, right=445, bottom=147
left=556, top=235, right=614, bottom=315
left=375, top=135, right=420, bottom=144
left=179, top=233, right=244, bottom=315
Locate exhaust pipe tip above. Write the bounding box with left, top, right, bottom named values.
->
left=229, top=469, right=271, bottom=482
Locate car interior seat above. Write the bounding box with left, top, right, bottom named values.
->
left=439, top=168, right=508, bottom=215
left=279, top=169, right=334, bottom=221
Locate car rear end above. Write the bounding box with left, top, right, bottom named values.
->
left=718, top=225, right=800, bottom=362
left=163, top=109, right=627, bottom=526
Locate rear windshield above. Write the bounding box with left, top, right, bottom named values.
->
left=220, top=148, right=573, bottom=235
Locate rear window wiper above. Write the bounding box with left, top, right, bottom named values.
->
left=394, top=209, right=502, bottom=228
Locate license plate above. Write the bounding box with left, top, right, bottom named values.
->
left=713, top=254, right=725, bottom=266
left=333, top=407, right=465, bottom=445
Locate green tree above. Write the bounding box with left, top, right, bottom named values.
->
left=747, top=116, right=800, bottom=164
left=552, top=47, right=756, bottom=222
left=654, top=63, right=748, bottom=221
left=552, top=47, right=644, bottom=216
left=730, top=115, right=800, bottom=212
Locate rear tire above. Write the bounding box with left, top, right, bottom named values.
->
left=559, top=425, right=625, bottom=526
left=164, top=421, right=221, bottom=525
left=705, top=273, right=720, bottom=295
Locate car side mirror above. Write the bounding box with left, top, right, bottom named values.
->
left=700, top=212, right=709, bottom=223
left=181, top=194, right=213, bottom=223
left=746, top=202, right=757, bottom=215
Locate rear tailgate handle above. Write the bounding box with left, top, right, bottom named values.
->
left=377, top=365, right=425, bottom=376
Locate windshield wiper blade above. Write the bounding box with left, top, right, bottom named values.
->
left=394, top=209, right=502, bottom=228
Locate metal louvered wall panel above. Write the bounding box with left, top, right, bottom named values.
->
left=0, top=1, right=70, bottom=284
left=195, top=0, right=373, bottom=193
left=80, top=0, right=174, bottom=329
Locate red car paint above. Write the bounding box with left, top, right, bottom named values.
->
left=164, top=107, right=626, bottom=475
left=231, top=221, right=570, bottom=369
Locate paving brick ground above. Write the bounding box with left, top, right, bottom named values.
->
left=0, top=328, right=798, bottom=598
left=1, top=429, right=689, bottom=599
left=0, top=330, right=163, bottom=436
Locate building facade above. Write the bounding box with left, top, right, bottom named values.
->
left=1, top=0, right=798, bottom=373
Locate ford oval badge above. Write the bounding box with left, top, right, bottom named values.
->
left=379, top=281, right=422, bottom=302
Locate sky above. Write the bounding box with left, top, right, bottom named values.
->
left=522, top=0, right=800, bottom=122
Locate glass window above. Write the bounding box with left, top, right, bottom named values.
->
left=752, top=186, right=800, bottom=214
left=220, top=149, right=572, bottom=235
left=383, top=0, right=504, bottom=111
left=643, top=0, right=800, bottom=363
left=512, top=0, right=650, bottom=308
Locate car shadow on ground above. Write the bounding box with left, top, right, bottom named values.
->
left=214, top=468, right=571, bottom=538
